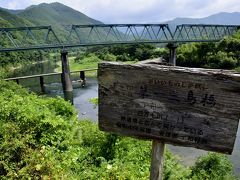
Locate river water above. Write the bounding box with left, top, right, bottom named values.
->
left=8, top=60, right=240, bottom=176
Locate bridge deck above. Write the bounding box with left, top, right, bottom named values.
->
left=4, top=68, right=98, bottom=81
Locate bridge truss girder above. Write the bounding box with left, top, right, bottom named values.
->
left=66, top=24, right=173, bottom=45
left=0, top=26, right=61, bottom=52
left=0, top=24, right=239, bottom=52
left=174, top=24, right=240, bottom=42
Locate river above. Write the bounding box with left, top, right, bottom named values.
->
left=8, top=60, right=240, bottom=176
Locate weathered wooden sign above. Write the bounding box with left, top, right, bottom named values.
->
left=98, top=62, right=240, bottom=154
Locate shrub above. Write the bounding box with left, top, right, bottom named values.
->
left=74, top=53, right=100, bottom=64
left=189, top=153, right=235, bottom=180
left=102, top=53, right=117, bottom=61
left=0, top=80, right=80, bottom=179
left=206, top=51, right=237, bottom=69
left=116, top=53, right=131, bottom=61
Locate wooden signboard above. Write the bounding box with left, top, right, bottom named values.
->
left=98, top=62, right=240, bottom=154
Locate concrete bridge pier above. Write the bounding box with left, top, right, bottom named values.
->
left=167, top=43, right=177, bottom=66
left=61, top=50, right=73, bottom=104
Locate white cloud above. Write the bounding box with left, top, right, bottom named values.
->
left=0, top=0, right=239, bottom=23
left=7, top=1, right=18, bottom=9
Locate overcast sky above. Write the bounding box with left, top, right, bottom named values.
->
left=0, top=0, right=240, bottom=23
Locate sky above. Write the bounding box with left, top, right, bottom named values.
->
left=0, top=0, right=240, bottom=23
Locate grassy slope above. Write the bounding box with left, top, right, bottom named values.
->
left=54, top=56, right=98, bottom=77
left=55, top=55, right=137, bottom=77
left=55, top=56, right=98, bottom=71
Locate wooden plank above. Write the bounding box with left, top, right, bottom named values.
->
left=98, top=62, right=240, bottom=154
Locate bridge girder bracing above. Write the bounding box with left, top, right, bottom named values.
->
left=0, top=26, right=61, bottom=52
left=173, top=24, right=240, bottom=42
left=66, top=24, right=173, bottom=45
left=0, top=24, right=239, bottom=52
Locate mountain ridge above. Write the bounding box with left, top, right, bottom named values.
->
left=1, top=2, right=240, bottom=27
left=17, top=2, right=102, bottom=26
left=166, top=12, right=240, bottom=25
left=0, top=2, right=239, bottom=41
left=163, top=12, right=240, bottom=31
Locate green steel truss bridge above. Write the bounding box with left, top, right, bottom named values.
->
left=2, top=23, right=240, bottom=102
left=0, top=24, right=239, bottom=52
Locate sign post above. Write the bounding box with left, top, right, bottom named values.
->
left=98, top=62, right=240, bottom=179
left=150, top=140, right=165, bottom=180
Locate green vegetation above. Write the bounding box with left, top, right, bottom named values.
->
left=1, top=4, right=240, bottom=179
left=73, top=31, right=240, bottom=72
left=0, top=9, right=46, bottom=78
left=73, top=53, right=100, bottom=70
left=1, top=2, right=102, bottom=42
left=235, top=66, right=240, bottom=72
left=0, top=2, right=103, bottom=77
left=89, top=97, right=98, bottom=108
left=177, top=31, right=240, bottom=69
left=0, top=51, right=51, bottom=78
left=65, top=44, right=166, bottom=74
left=54, top=44, right=159, bottom=76
left=17, top=2, right=102, bottom=41
left=189, top=153, right=236, bottom=180
left=0, top=80, right=79, bottom=179
left=54, top=55, right=98, bottom=77
left=0, top=66, right=9, bottom=79
left=0, top=9, right=32, bottom=27
left=0, top=80, right=237, bottom=179
left=0, top=8, right=54, bottom=78
left=75, top=44, right=165, bottom=62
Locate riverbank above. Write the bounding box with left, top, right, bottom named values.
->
left=1, top=55, right=56, bottom=78
left=54, top=55, right=137, bottom=77
left=54, top=56, right=98, bottom=77
left=1, top=61, right=43, bottom=78
left=235, top=66, right=240, bottom=72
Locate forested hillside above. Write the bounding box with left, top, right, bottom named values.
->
left=0, top=8, right=46, bottom=77
left=17, top=2, right=102, bottom=39
left=1, top=2, right=102, bottom=41
left=0, top=9, right=32, bottom=27
left=18, top=2, right=102, bottom=25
